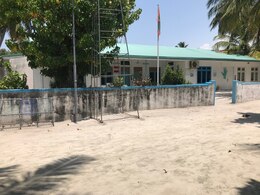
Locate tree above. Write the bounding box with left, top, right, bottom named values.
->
left=0, top=49, right=9, bottom=56
left=207, top=0, right=260, bottom=56
left=212, top=34, right=251, bottom=55
left=175, top=42, right=188, bottom=48
left=161, top=64, right=174, bottom=85
left=0, top=0, right=142, bottom=87
left=0, top=60, right=28, bottom=89
left=0, top=0, right=27, bottom=50
left=161, top=64, right=186, bottom=85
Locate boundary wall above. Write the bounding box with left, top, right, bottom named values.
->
left=232, top=80, right=260, bottom=103
left=0, top=81, right=216, bottom=127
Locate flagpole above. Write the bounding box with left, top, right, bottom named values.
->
left=72, top=0, right=78, bottom=123
left=157, top=4, right=160, bottom=86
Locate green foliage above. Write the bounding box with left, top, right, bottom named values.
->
left=0, top=0, right=142, bottom=88
left=161, top=65, right=174, bottom=85
left=175, top=42, right=188, bottom=48
left=0, top=49, right=9, bottom=56
left=250, top=50, right=260, bottom=60
left=113, top=76, right=124, bottom=87
left=0, top=60, right=28, bottom=89
left=208, top=0, right=260, bottom=55
left=161, top=64, right=186, bottom=85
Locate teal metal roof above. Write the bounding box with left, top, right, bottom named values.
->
left=105, top=44, right=260, bottom=62
left=0, top=53, right=23, bottom=58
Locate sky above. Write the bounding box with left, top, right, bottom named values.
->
left=1, top=0, right=218, bottom=50
left=126, top=0, right=218, bottom=49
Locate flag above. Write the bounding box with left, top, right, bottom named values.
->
left=157, top=5, right=161, bottom=38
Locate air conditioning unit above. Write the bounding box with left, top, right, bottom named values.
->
left=189, top=61, right=199, bottom=69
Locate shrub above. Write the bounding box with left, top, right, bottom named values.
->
left=133, top=78, right=152, bottom=86
left=113, top=77, right=124, bottom=87
left=161, top=64, right=186, bottom=85
left=0, top=60, right=28, bottom=89
left=161, top=65, right=174, bottom=85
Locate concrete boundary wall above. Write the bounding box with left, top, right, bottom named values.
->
left=232, top=80, right=260, bottom=103
left=0, top=81, right=216, bottom=124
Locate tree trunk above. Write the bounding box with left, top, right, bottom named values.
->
left=0, top=28, right=6, bottom=47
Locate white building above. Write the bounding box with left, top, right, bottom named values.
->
left=1, top=44, right=260, bottom=90
left=0, top=54, right=51, bottom=89
left=104, top=44, right=260, bottom=90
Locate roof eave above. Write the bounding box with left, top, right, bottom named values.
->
left=119, top=55, right=260, bottom=62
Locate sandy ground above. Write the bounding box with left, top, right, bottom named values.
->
left=0, top=93, right=260, bottom=195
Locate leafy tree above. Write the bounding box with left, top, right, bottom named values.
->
left=0, top=49, right=9, bottom=56
left=175, top=42, right=188, bottom=48
left=207, top=0, right=260, bottom=56
left=0, top=0, right=27, bottom=50
left=172, top=66, right=186, bottom=84
left=0, top=60, right=28, bottom=89
left=161, top=64, right=174, bottom=85
left=161, top=64, right=186, bottom=85
left=0, top=0, right=141, bottom=87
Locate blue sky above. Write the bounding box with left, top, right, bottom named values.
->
left=1, top=0, right=217, bottom=50
left=127, top=0, right=218, bottom=49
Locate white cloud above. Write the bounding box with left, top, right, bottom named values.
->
left=199, top=43, right=212, bottom=50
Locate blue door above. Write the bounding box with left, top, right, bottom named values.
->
left=197, top=67, right=211, bottom=83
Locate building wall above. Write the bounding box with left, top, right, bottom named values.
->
left=33, top=69, right=52, bottom=89
left=116, top=59, right=260, bottom=90
left=232, top=81, right=260, bottom=103
left=3, top=55, right=260, bottom=90
left=4, top=56, right=51, bottom=89
left=9, top=56, right=34, bottom=89
left=198, top=61, right=260, bottom=90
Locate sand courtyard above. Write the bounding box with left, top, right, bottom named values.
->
left=0, top=93, right=259, bottom=195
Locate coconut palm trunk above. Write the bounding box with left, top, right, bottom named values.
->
left=0, top=28, right=6, bottom=47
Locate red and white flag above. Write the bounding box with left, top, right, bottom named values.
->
left=157, top=5, right=161, bottom=39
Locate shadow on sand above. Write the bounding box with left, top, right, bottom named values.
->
left=233, top=112, right=260, bottom=127
left=237, top=179, right=260, bottom=195
left=0, top=155, right=95, bottom=195
left=235, top=143, right=260, bottom=155
left=0, top=165, right=20, bottom=190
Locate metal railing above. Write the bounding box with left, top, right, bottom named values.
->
left=0, top=97, right=54, bottom=130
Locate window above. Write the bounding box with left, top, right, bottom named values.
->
left=120, top=67, right=130, bottom=85
left=149, top=67, right=161, bottom=84
left=237, top=67, right=245, bottom=81
left=251, top=67, right=258, bottom=82
left=120, top=61, right=130, bottom=66
left=197, top=67, right=211, bottom=83
left=133, top=67, right=143, bottom=80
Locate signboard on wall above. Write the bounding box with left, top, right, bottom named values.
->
left=113, top=66, right=119, bottom=73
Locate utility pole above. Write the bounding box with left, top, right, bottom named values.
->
left=72, top=0, right=78, bottom=123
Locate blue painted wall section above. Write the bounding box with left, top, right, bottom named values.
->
left=232, top=80, right=238, bottom=104
left=0, top=82, right=215, bottom=94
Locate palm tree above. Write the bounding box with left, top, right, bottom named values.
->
left=207, top=0, right=260, bottom=55
left=175, top=42, right=188, bottom=48
left=212, top=34, right=250, bottom=55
